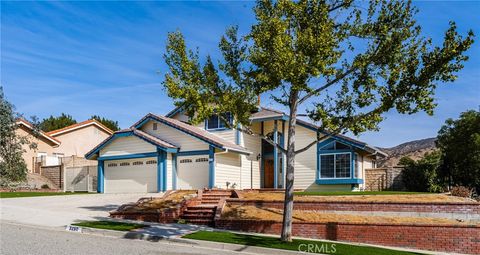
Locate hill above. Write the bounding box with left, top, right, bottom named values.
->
left=378, top=137, right=437, bottom=167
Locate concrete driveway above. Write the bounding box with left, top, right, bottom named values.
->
left=0, top=193, right=163, bottom=227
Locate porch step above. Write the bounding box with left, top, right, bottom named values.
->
left=187, top=205, right=216, bottom=210
left=182, top=214, right=213, bottom=219
left=183, top=219, right=214, bottom=225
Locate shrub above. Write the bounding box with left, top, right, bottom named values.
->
left=450, top=186, right=473, bottom=198
left=400, top=151, right=443, bottom=192
left=41, top=184, right=50, bottom=189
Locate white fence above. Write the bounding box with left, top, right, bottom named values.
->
left=64, top=166, right=97, bottom=192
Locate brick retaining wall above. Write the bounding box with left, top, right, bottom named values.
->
left=215, top=219, right=480, bottom=254
left=226, top=199, right=480, bottom=214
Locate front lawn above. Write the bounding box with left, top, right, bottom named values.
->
left=72, top=220, right=148, bottom=231
left=0, top=191, right=89, bottom=198
left=294, top=191, right=428, bottom=196
left=183, top=231, right=423, bottom=255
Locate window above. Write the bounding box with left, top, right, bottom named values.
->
left=132, top=161, right=143, bottom=166
left=319, top=153, right=351, bottom=179
left=195, top=158, right=208, bottom=162
left=146, top=160, right=157, bottom=165
left=180, top=159, right=192, bottom=163
left=119, top=162, right=130, bottom=166
left=107, top=163, right=117, bottom=167
left=206, top=112, right=232, bottom=130
left=153, top=123, right=158, bottom=130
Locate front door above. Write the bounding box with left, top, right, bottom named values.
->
left=264, top=159, right=274, bottom=188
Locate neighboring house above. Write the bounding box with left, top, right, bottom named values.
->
left=16, top=119, right=113, bottom=172
left=85, top=106, right=387, bottom=193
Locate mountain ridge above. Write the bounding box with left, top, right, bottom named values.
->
left=377, top=137, right=437, bottom=167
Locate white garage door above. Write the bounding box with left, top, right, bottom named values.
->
left=177, top=156, right=209, bottom=190
left=104, top=158, right=157, bottom=193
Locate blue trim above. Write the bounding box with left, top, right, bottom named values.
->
left=351, top=153, right=356, bottom=179
left=177, top=150, right=210, bottom=156
left=97, top=160, right=104, bottom=193
left=297, top=122, right=366, bottom=149
left=85, top=131, right=177, bottom=159
left=316, top=178, right=364, bottom=185
left=157, top=152, right=163, bottom=192
left=318, top=149, right=354, bottom=154
left=273, top=120, right=278, bottom=189
left=161, top=150, right=167, bottom=192
left=172, top=154, right=177, bottom=190
left=98, top=152, right=159, bottom=161
left=235, top=123, right=241, bottom=145
left=208, top=145, right=215, bottom=188
left=134, top=116, right=222, bottom=150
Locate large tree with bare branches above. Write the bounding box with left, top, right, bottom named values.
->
left=162, top=0, right=474, bottom=241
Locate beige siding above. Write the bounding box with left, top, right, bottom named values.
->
left=100, top=136, right=156, bottom=157
left=290, top=125, right=318, bottom=190
left=240, top=123, right=262, bottom=189
left=141, top=120, right=208, bottom=152
left=170, top=112, right=189, bottom=122
left=166, top=153, right=173, bottom=190
left=52, top=125, right=111, bottom=157
left=210, top=129, right=236, bottom=143
left=215, top=152, right=241, bottom=189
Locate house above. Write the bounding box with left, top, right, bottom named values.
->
left=85, top=106, right=387, bottom=193
left=16, top=118, right=113, bottom=172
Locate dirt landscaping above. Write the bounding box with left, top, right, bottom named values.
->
left=240, top=191, right=476, bottom=203
left=221, top=204, right=478, bottom=225
left=118, top=190, right=196, bottom=213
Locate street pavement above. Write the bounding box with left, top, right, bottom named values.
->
left=0, top=221, right=254, bottom=255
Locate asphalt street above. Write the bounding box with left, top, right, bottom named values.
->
left=0, top=222, right=253, bottom=255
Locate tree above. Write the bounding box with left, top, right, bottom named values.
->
left=91, top=115, right=120, bottom=131
left=162, top=0, right=474, bottom=241
left=437, top=110, right=480, bottom=192
left=39, top=113, right=77, bottom=132
left=399, top=151, right=443, bottom=192
left=0, top=87, right=28, bottom=182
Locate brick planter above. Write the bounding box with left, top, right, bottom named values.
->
left=226, top=199, right=480, bottom=214
left=215, top=219, right=480, bottom=254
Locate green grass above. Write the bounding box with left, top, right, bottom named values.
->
left=72, top=221, right=148, bottom=231
left=0, top=191, right=89, bottom=198
left=183, top=231, right=424, bottom=255
left=294, top=191, right=429, bottom=196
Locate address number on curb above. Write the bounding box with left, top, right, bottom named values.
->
left=65, top=225, right=82, bottom=233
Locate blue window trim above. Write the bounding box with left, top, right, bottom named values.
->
left=317, top=139, right=360, bottom=185
left=205, top=113, right=233, bottom=131
left=177, top=150, right=210, bottom=156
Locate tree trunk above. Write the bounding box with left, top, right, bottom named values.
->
left=281, top=90, right=299, bottom=242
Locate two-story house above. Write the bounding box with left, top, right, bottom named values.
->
left=85, top=106, right=386, bottom=193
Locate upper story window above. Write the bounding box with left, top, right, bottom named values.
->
left=206, top=112, right=232, bottom=130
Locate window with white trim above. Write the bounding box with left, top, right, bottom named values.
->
left=206, top=112, right=232, bottom=130
left=319, top=153, right=351, bottom=179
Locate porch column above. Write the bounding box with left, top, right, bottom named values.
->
left=208, top=145, right=215, bottom=188
left=172, top=153, right=177, bottom=190
left=157, top=150, right=166, bottom=192
left=97, top=160, right=104, bottom=193
left=273, top=120, right=278, bottom=189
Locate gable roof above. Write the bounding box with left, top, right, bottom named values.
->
left=84, top=128, right=178, bottom=159
left=47, top=119, right=114, bottom=137
left=16, top=118, right=61, bottom=146
left=133, top=113, right=251, bottom=155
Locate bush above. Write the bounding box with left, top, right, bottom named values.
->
left=450, top=186, right=473, bottom=198
left=41, top=184, right=50, bottom=189
left=400, top=151, right=443, bottom=192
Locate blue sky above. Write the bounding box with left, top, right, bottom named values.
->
left=1, top=1, right=479, bottom=148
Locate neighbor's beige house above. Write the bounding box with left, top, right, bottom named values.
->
left=16, top=119, right=113, bottom=172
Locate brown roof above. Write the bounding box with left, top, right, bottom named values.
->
left=133, top=113, right=251, bottom=155
left=249, top=107, right=284, bottom=120
left=16, top=118, right=61, bottom=145
left=47, top=119, right=114, bottom=136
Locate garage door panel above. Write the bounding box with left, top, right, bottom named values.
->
left=177, top=156, right=209, bottom=190
left=105, top=158, right=157, bottom=193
